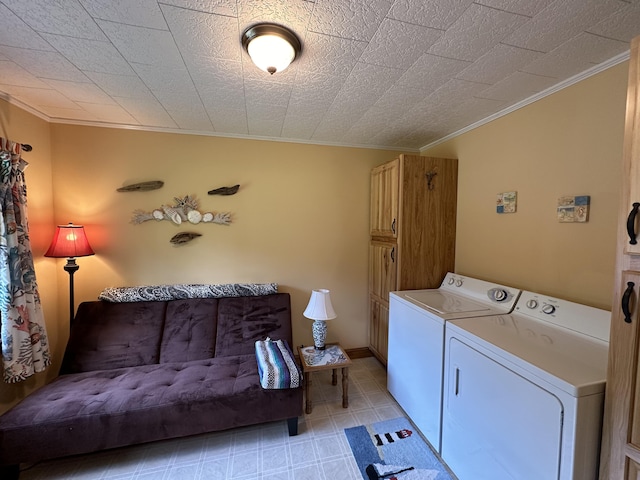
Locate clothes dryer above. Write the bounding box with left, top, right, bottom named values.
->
left=441, top=291, right=609, bottom=480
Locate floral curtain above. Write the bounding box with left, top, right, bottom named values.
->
left=0, top=138, right=50, bottom=383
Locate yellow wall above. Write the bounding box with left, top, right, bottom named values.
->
left=0, top=99, right=58, bottom=412
left=48, top=125, right=401, bottom=355
left=423, top=63, right=628, bottom=309
left=0, top=59, right=630, bottom=413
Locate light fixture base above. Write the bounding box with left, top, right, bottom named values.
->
left=312, top=319, right=327, bottom=350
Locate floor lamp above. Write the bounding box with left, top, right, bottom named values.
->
left=45, top=223, right=95, bottom=325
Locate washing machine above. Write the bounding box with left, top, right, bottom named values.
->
left=441, top=290, right=610, bottom=480
left=387, top=272, right=521, bottom=452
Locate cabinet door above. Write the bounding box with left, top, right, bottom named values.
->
left=600, top=35, right=640, bottom=479
left=626, top=36, right=640, bottom=255
left=370, top=158, right=399, bottom=238
left=369, top=240, right=397, bottom=302
left=369, top=296, right=389, bottom=364
left=602, top=271, right=640, bottom=478
left=628, top=459, right=640, bottom=480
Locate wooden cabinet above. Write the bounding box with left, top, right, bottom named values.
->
left=368, top=154, right=457, bottom=364
left=370, top=159, right=399, bottom=238
left=600, top=35, right=640, bottom=479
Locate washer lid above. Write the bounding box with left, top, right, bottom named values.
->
left=391, top=273, right=520, bottom=320
left=405, top=291, right=492, bottom=315
left=447, top=314, right=608, bottom=397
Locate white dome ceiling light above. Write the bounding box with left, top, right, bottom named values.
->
left=241, top=24, right=302, bottom=75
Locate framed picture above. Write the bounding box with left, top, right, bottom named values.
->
left=497, top=191, right=517, bottom=214
left=557, top=195, right=590, bottom=223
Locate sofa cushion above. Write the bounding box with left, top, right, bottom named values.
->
left=215, top=293, right=292, bottom=357
left=60, top=301, right=167, bottom=374
left=159, top=298, right=218, bottom=363
left=0, top=356, right=303, bottom=465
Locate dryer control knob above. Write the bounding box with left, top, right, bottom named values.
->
left=455, top=279, right=463, bottom=287
left=542, top=304, right=556, bottom=315
left=493, top=289, right=508, bottom=301
left=526, top=299, right=538, bottom=309
left=447, top=277, right=455, bottom=285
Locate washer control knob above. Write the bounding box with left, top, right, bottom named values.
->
left=455, top=279, right=463, bottom=287
left=526, top=299, right=538, bottom=309
left=447, top=277, right=455, bottom=285
left=493, top=289, right=508, bottom=301
left=542, top=304, right=556, bottom=315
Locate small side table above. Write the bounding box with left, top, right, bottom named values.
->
left=297, top=343, right=352, bottom=414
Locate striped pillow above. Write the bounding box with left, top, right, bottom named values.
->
left=255, top=338, right=302, bottom=389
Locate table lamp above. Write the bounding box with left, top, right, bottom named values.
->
left=303, top=289, right=336, bottom=350
left=45, top=223, right=95, bottom=325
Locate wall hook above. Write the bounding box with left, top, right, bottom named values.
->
left=426, top=171, right=437, bottom=190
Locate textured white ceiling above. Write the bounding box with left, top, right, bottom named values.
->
left=0, top=0, right=637, bottom=151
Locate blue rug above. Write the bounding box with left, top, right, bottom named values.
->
left=345, top=417, right=454, bottom=480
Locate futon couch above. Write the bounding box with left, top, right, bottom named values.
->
left=0, top=286, right=302, bottom=478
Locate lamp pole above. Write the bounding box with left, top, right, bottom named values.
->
left=63, top=258, right=79, bottom=325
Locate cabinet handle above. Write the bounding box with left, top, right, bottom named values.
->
left=623, top=281, right=635, bottom=323
left=391, top=218, right=396, bottom=235
left=627, top=203, right=640, bottom=245
left=454, top=367, right=460, bottom=396
left=390, top=247, right=395, bottom=263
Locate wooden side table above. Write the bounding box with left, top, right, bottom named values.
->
left=297, top=343, right=352, bottom=414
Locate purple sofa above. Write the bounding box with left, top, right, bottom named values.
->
left=0, top=292, right=302, bottom=478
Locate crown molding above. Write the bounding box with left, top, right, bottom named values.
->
left=419, top=50, right=631, bottom=152
left=0, top=92, right=50, bottom=122
left=0, top=93, right=416, bottom=153
left=1, top=49, right=628, bottom=156
left=48, top=117, right=418, bottom=152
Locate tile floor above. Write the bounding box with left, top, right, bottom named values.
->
left=20, top=356, right=407, bottom=480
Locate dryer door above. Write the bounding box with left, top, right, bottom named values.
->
left=442, top=337, right=563, bottom=480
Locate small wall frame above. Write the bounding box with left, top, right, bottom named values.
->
left=557, top=195, right=590, bottom=223
left=497, top=191, right=517, bottom=214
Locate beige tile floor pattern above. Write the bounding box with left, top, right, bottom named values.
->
left=19, top=357, right=409, bottom=480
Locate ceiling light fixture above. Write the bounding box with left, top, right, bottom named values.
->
left=241, top=23, right=301, bottom=75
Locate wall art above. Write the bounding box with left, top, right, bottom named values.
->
left=130, top=195, right=231, bottom=226
left=208, top=184, right=240, bottom=195
left=117, top=180, right=164, bottom=192
left=170, top=232, right=202, bottom=245
left=496, top=191, right=517, bottom=214
left=557, top=195, right=590, bottom=223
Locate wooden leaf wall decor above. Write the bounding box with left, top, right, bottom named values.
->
left=208, top=184, right=240, bottom=195
left=117, top=180, right=164, bottom=192
left=170, top=232, right=202, bottom=245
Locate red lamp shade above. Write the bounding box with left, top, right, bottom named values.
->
left=44, top=223, right=95, bottom=258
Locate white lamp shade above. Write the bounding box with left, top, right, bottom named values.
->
left=247, top=34, right=296, bottom=74
left=303, top=289, right=337, bottom=321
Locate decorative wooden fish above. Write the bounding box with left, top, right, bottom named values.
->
left=207, top=184, right=240, bottom=195
left=170, top=232, right=202, bottom=245
left=117, top=180, right=164, bottom=192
